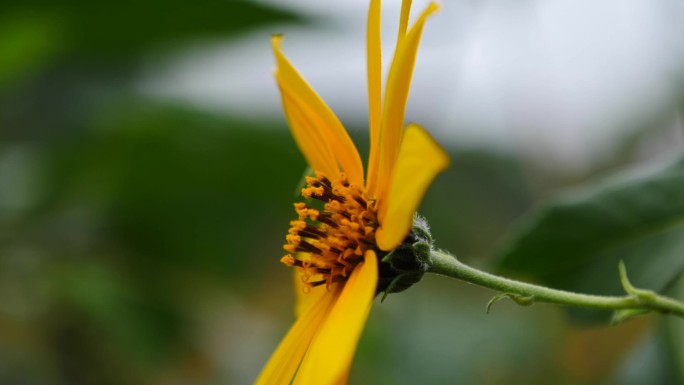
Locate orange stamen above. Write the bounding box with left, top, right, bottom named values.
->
left=282, top=172, right=378, bottom=290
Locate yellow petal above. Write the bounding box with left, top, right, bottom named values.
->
left=272, top=36, right=364, bottom=186
left=255, top=286, right=341, bottom=385
left=376, top=124, right=449, bottom=251
left=294, top=250, right=378, bottom=385
left=293, top=269, right=329, bottom=318
left=365, top=0, right=382, bottom=193
left=397, top=0, right=413, bottom=44
left=278, top=79, right=339, bottom=177
left=373, top=3, right=439, bottom=204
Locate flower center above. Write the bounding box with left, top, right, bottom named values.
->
left=281, top=172, right=378, bottom=290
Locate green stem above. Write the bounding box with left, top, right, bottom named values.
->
left=427, top=249, right=684, bottom=319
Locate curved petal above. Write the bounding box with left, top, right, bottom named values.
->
left=294, top=250, right=378, bottom=385
left=255, top=287, right=341, bottom=385
left=373, top=3, right=440, bottom=204
left=376, top=124, right=449, bottom=251
left=365, top=0, right=382, bottom=192
left=272, top=36, right=364, bottom=185
left=278, top=79, right=339, bottom=177
left=293, top=270, right=329, bottom=318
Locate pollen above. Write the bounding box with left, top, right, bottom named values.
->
left=283, top=172, right=377, bottom=290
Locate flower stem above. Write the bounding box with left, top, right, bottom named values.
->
left=427, top=249, right=684, bottom=320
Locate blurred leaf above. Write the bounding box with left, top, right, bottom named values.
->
left=421, top=149, right=533, bottom=261
left=3, top=0, right=301, bottom=59
left=37, top=99, right=303, bottom=278
left=0, top=12, right=62, bottom=88
left=496, top=156, right=684, bottom=322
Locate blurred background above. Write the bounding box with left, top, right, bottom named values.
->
left=2, top=0, right=684, bottom=384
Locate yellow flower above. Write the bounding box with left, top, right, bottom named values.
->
left=257, top=1, right=448, bottom=384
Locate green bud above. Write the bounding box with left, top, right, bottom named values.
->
left=376, top=214, right=434, bottom=299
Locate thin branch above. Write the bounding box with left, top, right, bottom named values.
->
left=427, top=249, right=684, bottom=320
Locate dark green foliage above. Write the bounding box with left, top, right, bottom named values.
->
left=2, top=0, right=300, bottom=59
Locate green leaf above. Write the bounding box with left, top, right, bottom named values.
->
left=496, top=156, right=684, bottom=321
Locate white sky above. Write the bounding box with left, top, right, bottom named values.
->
left=140, top=0, right=684, bottom=168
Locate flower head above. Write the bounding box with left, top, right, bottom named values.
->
left=257, top=1, right=449, bottom=384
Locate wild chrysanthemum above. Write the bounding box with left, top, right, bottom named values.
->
left=257, top=1, right=449, bottom=383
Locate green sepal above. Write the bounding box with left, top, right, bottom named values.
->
left=376, top=214, right=434, bottom=298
